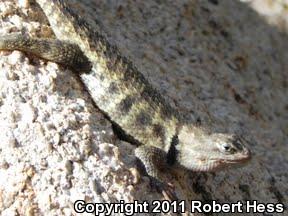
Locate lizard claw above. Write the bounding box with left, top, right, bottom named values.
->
left=152, top=181, right=187, bottom=216
left=149, top=178, right=178, bottom=201
left=161, top=182, right=178, bottom=202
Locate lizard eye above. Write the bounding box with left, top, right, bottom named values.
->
left=220, top=143, right=235, bottom=154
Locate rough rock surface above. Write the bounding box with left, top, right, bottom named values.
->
left=0, top=0, right=287, bottom=215
left=243, top=0, right=288, bottom=32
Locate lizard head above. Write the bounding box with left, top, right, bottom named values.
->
left=175, top=125, right=251, bottom=172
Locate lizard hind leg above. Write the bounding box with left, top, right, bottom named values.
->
left=0, top=34, right=91, bottom=72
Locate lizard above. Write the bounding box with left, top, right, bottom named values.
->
left=0, top=0, right=251, bottom=200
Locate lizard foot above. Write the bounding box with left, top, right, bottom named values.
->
left=149, top=178, right=178, bottom=201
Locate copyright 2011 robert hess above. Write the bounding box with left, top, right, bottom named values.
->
left=74, top=199, right=285, bottom=215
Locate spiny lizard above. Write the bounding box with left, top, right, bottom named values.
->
left=0, top=0, right=251, bottom=199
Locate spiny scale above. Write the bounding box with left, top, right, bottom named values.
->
left=35, top=0, right=181, bottom=151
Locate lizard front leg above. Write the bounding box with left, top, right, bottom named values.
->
left=135, top=145, right=178, bottom=201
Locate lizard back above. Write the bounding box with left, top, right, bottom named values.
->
left=36, top=0, right=181, bottom=151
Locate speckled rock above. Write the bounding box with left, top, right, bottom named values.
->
left=243, top=0, right=288, bottom=32
left=0, top=0, right=287, bottom=215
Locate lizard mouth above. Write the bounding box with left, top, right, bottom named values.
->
left=194, top=148, right=252, bottom=171
left=211, top=149, right=252, bottom=170
left=221, top=149, right=252, bottom=165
